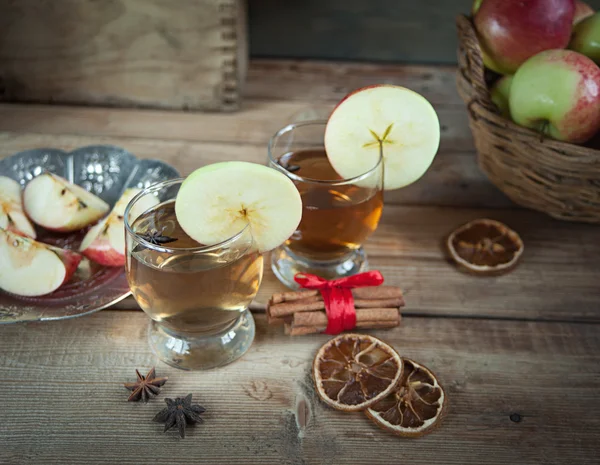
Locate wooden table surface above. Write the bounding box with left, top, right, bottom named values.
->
left=1, top=60, right=599, bottom=465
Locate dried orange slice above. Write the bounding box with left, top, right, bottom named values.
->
left=365, top=358, right=446, bottom=437
left=447, top=218, right=524, bottom=275
left=312, top=333, right=403, bottom=412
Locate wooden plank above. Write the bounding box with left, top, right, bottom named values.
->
left=0, top=130, right=512, bottom=208
left=0, top=311, right=598, bottom=464
left=0, top=0, right=246, bottom=111
left=246, top=60, right=462, bottom=106
left=109, top=204, right=600, bottom=323
left=259, top=205, right=600, bottom=323
left=0, top=101, right=473, bottom=152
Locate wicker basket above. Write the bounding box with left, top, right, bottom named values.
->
left=456, top=14, right=600, bottom=224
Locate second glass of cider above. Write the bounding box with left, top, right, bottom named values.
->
left=268, top=121, right=383, bottom=287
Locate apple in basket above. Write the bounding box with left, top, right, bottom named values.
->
left=0, top=228, right=82, bottom=297
left=570, top=13, right=600, bottom=64
left=474, top=0, right=575, bottom=74
left=509, top=49, right=600, bottom=143
left=573, top=0, right=595, bottom=24
left=490, top=75, right=513, bottom=118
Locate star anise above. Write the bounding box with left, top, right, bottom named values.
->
left=153, top=394, right=206, bottom=438
left=139, top=229, right=177, bottom=246
left=123, top=367, right=168, bottom=402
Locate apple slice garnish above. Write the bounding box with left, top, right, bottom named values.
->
left=80, top=188, right=159, bottom=266
left=0, top=176, right=36, bottom=239
left=324, top=85, right=441, bottom=190
left=23, top=172, right=109, bottom=232
left=175, top=161, right=302, bottom=253
left=0, top=228, right=82, bottom=297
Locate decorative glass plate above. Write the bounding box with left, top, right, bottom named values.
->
left=0, top=145, right=180, bottom=324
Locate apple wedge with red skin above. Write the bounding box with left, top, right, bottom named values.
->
left=80, top=188, right=159, bottom=266
left=0, top=228, right=82, bottom=297
left=23, top=172, right=109, bottom=233
left=0, top=176, right=36, bottom=239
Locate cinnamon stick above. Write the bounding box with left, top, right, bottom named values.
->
left=268, top=297, right=404, bottom=318
left=270, top=286, right=402, bottom=304
left=284, top=315, right=400, bottom=336
left=293, top=307, right=399, bottom=327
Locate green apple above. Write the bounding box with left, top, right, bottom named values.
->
left=509, top=50, right=600, bottom=143
left=490, top=75, right=513, bottom=118
left=471, top=0, right=484, bottom=15
left=570, top=13, right=600, bottom=64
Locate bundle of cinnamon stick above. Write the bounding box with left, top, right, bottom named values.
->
left=266, top=286, right=405, bottom=336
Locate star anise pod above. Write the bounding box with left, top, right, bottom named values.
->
left=153, top=394, right=206, bottom=438
left=139, top=229, right=177, bottom=246
left=124, top=367, right=168, bottom=402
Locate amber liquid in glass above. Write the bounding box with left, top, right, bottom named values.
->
left=279, top=148, right=383, bottom=261
left=127, top=201, right=263, bottom=334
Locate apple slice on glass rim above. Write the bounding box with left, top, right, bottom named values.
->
left=324, top=85, right=441, bottom=191
left=175, top=161, right=302, bottom=253
left=0, top=228, right=82, bottom=297
left=80, top=188, right=159, bottom=266
left=0, top=176, right=36, bottom=239
left=23, top=172, right=110, bottom=232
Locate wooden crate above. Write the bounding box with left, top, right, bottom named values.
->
left=0, top=0, right=247, bottom=111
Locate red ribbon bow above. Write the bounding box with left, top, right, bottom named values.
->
left=294, top=271, right=385, bottom=335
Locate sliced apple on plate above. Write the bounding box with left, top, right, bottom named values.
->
left=23, top=172, right=109, bottom=232
left=0, top=176, right=36, bottom=238
left=80, top=188, right=159, bottom=266
left=324, top=85, right=441, bottom=190
left=0, top=228, right=82, bottom=297
left=175, top=161, right=302, bottom=253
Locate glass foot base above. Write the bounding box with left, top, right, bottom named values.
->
left=148, top=309, right=255, bottom=370
left=271, top=245, right=368, bottom=289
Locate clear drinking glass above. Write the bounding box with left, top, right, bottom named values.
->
left=124, top=179, right=263, bottom=370
left=268, top=121, right=384, bottom=288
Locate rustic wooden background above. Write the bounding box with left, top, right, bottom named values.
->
left=249, top=0, right=600, bottom=63
left=0, top=0, right=246, bottom=110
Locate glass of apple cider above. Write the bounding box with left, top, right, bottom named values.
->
left=268, top=121, right=384, bottom=288
left=124, top=179, right=263, bottom=370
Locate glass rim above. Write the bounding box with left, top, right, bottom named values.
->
left=267, top=120, right=384, bottom=186
left=123, top=177, right=252, bottom=254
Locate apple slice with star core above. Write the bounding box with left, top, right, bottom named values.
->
left=0, top=176, right=36, bottom=239
left=175, top=162, right=302, bottom=253
left=23, top=173, right=109, bottom=232
left=324, top=85, right=440, bottom=190
left=0, top=228, right=82, bottom=296
left=80, top=188, right=159, bottom=266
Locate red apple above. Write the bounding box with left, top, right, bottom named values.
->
left=574, top=0, right=594, bottom=24
left=0, top=228, right=82, bottom=296
left=0, top=176, right=36, bottom=238
left=80, top=188, right=158, bottom=266
left=23, top=173, right=109, bottom=232
left=509, top=49, right=600, bottom=143
left=474, top=0, right=575, bottom=74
